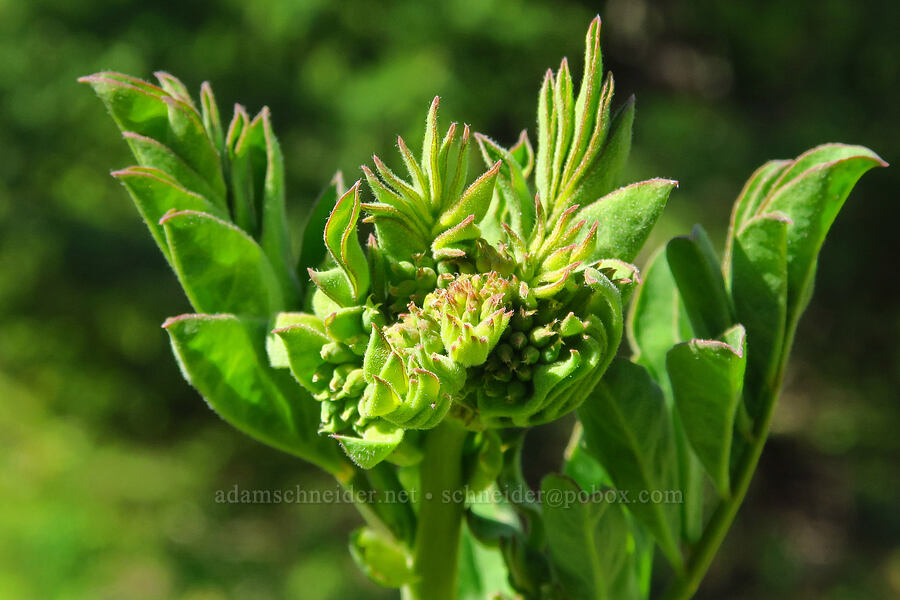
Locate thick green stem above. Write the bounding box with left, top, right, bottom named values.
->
left=661, top=371, right=785, bottom=600
left=402, top=422, right=469, bottom=600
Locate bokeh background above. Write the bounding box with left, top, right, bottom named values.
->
left=1, top=0, right=897, bottom=598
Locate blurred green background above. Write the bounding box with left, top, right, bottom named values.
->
left=1, top=0, right=897, bottom=598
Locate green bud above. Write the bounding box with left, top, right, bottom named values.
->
left=515, top=366, right=532, bottom=381
left=394, top=260, right=417, bottom=278
left=559, top=312, right=585, bottom=337
left=417, top=266, right=438, bottom=289
left=496, top=343, right=514, bottom=364
left=507, top=380, right=526, bottom=401
left=541, top=340, right=562, bottom=364
left=521, top=345, right=540, bottom=365
left=509, top=331, right=527, bottom=350
left=321, top=341, right=357, bottom=364
left=343, top=368, right=367, bottom=395
left=312, top=363, right=334, bottom=386
left=494, top=369, right=513, bottom=383
left=511, top=308, right=535, bottom=331
left=529, top=325, right=556, bottom=348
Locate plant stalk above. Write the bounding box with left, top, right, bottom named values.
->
left=661, top=369, right=786, bottom=600
left=402, top=421, right=469, bottom=600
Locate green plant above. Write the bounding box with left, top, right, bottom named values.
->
left=81, top=16, right=884, bottom=600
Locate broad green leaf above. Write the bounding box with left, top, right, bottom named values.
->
left=314, top=183, right=370, bottom=305
left=333, top=420, right=404, bottom=469
left=541, top=474, right=642, bottom=600
left=667, top=325, right=747, bottom=498
left=79, top=73, right=226, bottom=207
left=299, top=172, right=344, bottom=273
left=578, top=359, right=683, bottom=568
left=163, top=313, right=349, bottom=477
left=666, top=225, right=733, bottom=339
left=625, top=249, right=703, bottom=542
left=730, top=213, right=789, bottom=415
left=161, top=209, right=283, bottom=316
left=570, top=94, right=635, bottom=207
left=576, top=178, right=677, bottom=263
left=760, top=146, right=885, bottom=324
left=113, top=166, right=227, bottom=264
left=348, top=526, right=415, bottom=588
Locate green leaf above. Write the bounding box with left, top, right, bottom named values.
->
left=730, top=213, right=790, bottom=414
left=759, top=146, right=885, bottom=325
left=122, top=132, right=224, bottom=204
left=626, top=248, right=704, bottom=542
left=570, top=94, right=635, bottom=207
left=576, top=178, right=677, bottom=262
left=314, top=182, right=370, bottom=306
left=79, top=73, right=226, bottom=207
left=536, top=69, right=555, bottom=207
left=457, top=522, right=517, bottom=600
left=228, top=108, right=299, bottom=305
left=667, top=325, right=747, bottom=498
left=436, top=161, right=501, bottom=232
left=273, top=318, right=330, bottom=391
left=627, top=248, right=693, bottom=389
left=474, top=133, right=535, bottom=241
left=333, top=420, right=405, bottom=470
left=348, top=526, right=415, bottom=588
left=299, top=172, right=344, bottom=273
left=255, top=109, right=298, bottom=304
left=199, top=82, right=225, bottom=157
left=154, top=71, right=194, bottom=107
left=578, top=358, right=683, bottom=568
left=541, top=474, right=643, bottom=600
left=666, top=225, right=733, bottom=339
left=112, top=166, right=227, bottom=264
left=163, top=313, right=349, bottom=477
left=161, top=209, right=283, bottom=316
left=724, top=159, right=790, bottom=267
left=266, top=312, right=326, bottom=369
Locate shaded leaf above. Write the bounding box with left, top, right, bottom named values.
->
left=667, top=325, right=747, bottom=498
left=730, top=213, right=790, bottom=415
left=541, top=474, right=643, bottom=600
left=666, top=225, right=733, bottom=340
left=578, top=359, right=683, bottom=568
left=349, top=526, right=415, bottom=588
